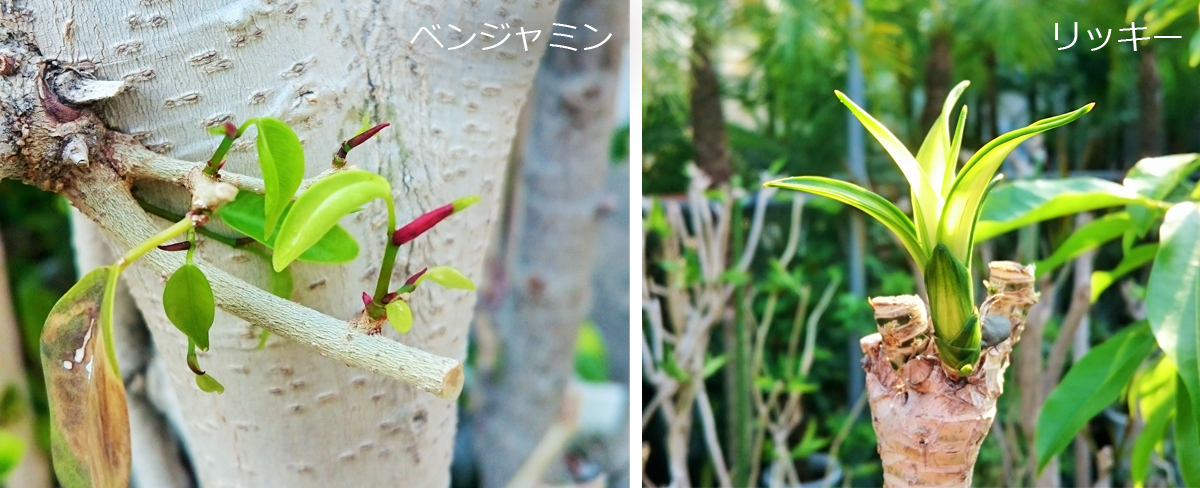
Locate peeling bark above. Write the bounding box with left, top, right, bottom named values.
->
left=863, top=262, right=1038, bottom=488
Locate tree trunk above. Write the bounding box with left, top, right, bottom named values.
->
left=0, top=230, right=52, bottom=488
left=12, top=1, right=557, bottom=486
left=863, top=262, right=1038, bottom=488
left=473, top=0, right=627, bottom=485
left=919, top=29, right=953, bottom=136
left=689, top=27, right=732, bottom=186
left=1136, top=45, right=1163, bottom=158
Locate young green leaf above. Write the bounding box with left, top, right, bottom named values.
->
left=765, top=176, right=926, bottom=269
left=1035, top=322, right=1156, bottom=474
left=195, top=374, right=225, bottom=394
left=1034, top=213, right=1133, bottom=278
left=939, top=103, right=1094, bottom=263
left=385, top=300, right=413, bottom=334
left=186, top=341, right=224, bottom=394
left=39, top=267, right=130, bottom=488
left=417, top=266, right=476, bottom=291
left=924, top=244, right=975, bottom=343
left=914, top=80, right=969, bottom=196
left=1091, top=244, right=1158, bottom=303
left=836, top=90, right=942, bottom=253
left=217, top=191, right=359, bottom=264
left=975, top=177, right=1143, bottom=242
left=575, top=322, right=609, bottom=383
left=272, top=169, right=393, bottom=271
left=1147, top=202, right=1200, bottom=417
left=945, top=106, right=967, bottom=197
left=252, top=117, right=306, bottom=239
left=163, top=264, right=216, bottom=351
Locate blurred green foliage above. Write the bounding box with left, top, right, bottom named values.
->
left=643, top=0, right=1200, bottom=485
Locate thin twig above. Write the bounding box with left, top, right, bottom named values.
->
left=696, top=385, right=733, bottom=487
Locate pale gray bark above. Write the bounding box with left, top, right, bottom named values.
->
left=9, top=1, right=558, bottom=486
left=473, top=0, right=628, bottom=485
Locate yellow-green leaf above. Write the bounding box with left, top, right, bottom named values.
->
left=163, top=264, right=215, bottom=351
left=418, top=266, right=476, bottom=291
left=940, top=103, right=1094, bottom=263
left=385, top=300, right=413, bottom=334
left=836, top=90, right=942, bottom=253
left=765, top=176, right=926, bottom=269
left=195, top=374, right=224, bottom=394
left=253, top=117, right=305, bottom=239
left=1036, top=322, right=1155, bottom=474
left=1128, top=356, right=1176, bottom=486
left=0, top=431, right=25, bottom=482
left=272, top=170, right=393, bottom=271
left=915, top=81, right=969, bottom=196
left=1147, top=202, right=1200, bottom=418
left=217, top=191, right=359, bottom=264
left=39, top=267, right=130, bottom=488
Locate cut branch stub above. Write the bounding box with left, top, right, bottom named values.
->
left=862, top=261, right=1037, bottom=488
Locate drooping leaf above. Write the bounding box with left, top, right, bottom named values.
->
left=1177, top=374, right=1200, bottom=487
left=1036, top=322, right=1155, bottom=474
left=272, top=169, right=393, bottom=271
left=216, top=192, right=359, bottom=264
left=253, top=117, right=306, bottom=239
left=186, top=341, right=224, bottom=394
left=1147, top=202, right=1200, bottom=416
left=417, top=266, right=476, bottom=291
left=1128, top=356, right=1177, bottom=486
left=939, top=104, right=1094, bottom=262
left=163, top=264, right=215, bottom=351
left=0, top=431, right=24, bottom=482
left=1034, top=213, right=1132, bottom=278
left=765, top=176, right=926, bottom=268
left=835, top=90, right=942, bottom=253
left=385, top=300, right=413, bottom=334
left=1091, top=244, right=1158, bottom=302
left=195, top=374, right=224, bottom=394
left=39, top=267, right=130, bottom=488
left=915, top=81, right=969, bottom=196
left=974, top=176, right=1140, bottom=242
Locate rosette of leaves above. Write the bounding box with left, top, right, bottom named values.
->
left=766, top=81, right=1093, bottom=376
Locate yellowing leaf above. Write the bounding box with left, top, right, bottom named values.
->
left=272, top=170, right=393, bottom=272
left=39, top=267, right=130, bottom=488
left=253, top=117, right=305, bottom=239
